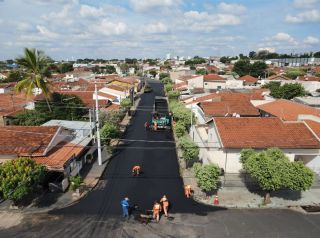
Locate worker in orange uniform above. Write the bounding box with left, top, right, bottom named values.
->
left=184, top=184, right=192, bottom=198
left=152, top=201, right=162, bottom=222
left=160, top=195, right=169, bottom=217
left=153, top=121, right=158, bottom=131
left=132, top=165, right=141, bottom=176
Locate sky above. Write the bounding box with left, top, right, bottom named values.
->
left=0, top=0, right=319, bottom=60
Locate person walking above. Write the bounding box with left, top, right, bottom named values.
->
left=132, top=165, right=141, bottom=176
left=184, top=185, right=192, bottom=198
left=152, top=201, right=162, bottom=222
left=160, top=195, right=169, bottom=217
left=121, top=197, right=130, bottom=219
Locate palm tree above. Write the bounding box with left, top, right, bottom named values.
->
left=15, top=48, right=52, bottom=112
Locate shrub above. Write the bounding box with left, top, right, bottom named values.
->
left=162, top=77, right=172, bottom=85
left=165, top=84, right=173, bottom=93
left=179, top=136, right=199, bottom=165
left=69, top=176, right=83, bottom=191
left=0, top=157, right=45, bottom=203
left=100, top=122, right=120, bottom=144
left=193, top=163, right=220, bottom=192
left=120, top=98, right=132, bottom=110
left=175, top=121, right=186, bottom=138
left=167, top=90, right=180, bottom=101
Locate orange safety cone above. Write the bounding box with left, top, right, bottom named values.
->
left=213, top=195, right=219, bottom=205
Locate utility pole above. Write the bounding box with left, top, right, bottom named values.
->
left=95, top=84, right=102, bottom=166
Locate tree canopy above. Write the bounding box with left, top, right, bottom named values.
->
left=233, top=59, right=267, bottom=77
left=241, top=148, right=314, bottom=203
left=263, top=82, right=306, bottom=99
left=0, top=157, right=45, bottom=203
left=193, top=162, right=220, bottom=192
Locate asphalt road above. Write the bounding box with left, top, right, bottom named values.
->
left=1, top=80, right=320, bottom=238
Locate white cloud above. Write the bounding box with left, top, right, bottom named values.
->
left=146, top=22, right=168, bottom=34
left=42, top=4, right=74, bottom=25
left=80, top=5, right=105, bottom=18
left=272, top=32, right=295, bottom=43
left=304, top=36, right=320, bottom=44
left=129, top=0, right=181, bottom=12
left=293, top=0, right=320, bottom=8
left=217, top=2, right=246, bottom=14
left=286, top=9, right=320, bottom=23
left=183, top=11, right=241, bottom=31
left=36, top=25, right=59, bottom=39
left=16, top=22, right=33, bottom=31
left=93, top=19, right=127, bottom=36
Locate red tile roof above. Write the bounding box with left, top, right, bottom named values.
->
left=267, top=74, right=291, bottom=81
left=107, top=84, right=128, bottom=92
left=58, top=91, right=108, bottom=107
left=200, top=100, right=260, bottom=117
left=213, top=117, right=320, bottom=149
left=0, top=126, right=59, bottom=156
left=298, top=76, right=320, bottom=82
left=257, top=99, right=320, bottom=121
left=238, top=75, right=258, bottom=84
left=34, top=141, right=84, bottom=171
left=0, top=93, right=30, bottom=117
left=184, top=92, right=264, bottom=105
left=305, top=120, right=320, bottom=139
left=105, top=103, right=120, bottom=111
left=204, top=74, right=225, bottom=81
left=178, top=75, right=200, bottom=82
left=97, top=92, right=117, bottom=100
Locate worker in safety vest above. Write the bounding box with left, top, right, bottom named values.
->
left=152, top=201, right=162, bottom=222
left=132, top=165, right=141, bottom=176
left=153, top=121, right=158, bottom=130
left=160, top=195, right=169, bottom=217
left=184, top=185, right=192, bottom=198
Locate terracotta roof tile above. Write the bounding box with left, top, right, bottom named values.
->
left=200, top=100, right=260, bottom=117
left=204, top=74, right=225, bottom=81
left=214, top=117, right=320, bottom=149
left=267, top=74, right=291, bottom=81
left=0, top=93, right=30, bottom=117
left=107, top=84, right=128, bottom=92
left=257, top=99, right=320, bottom=121
left=34, top=141, right=84, bottom=171
left=238, top=75, right=258, bottom=83
left=97, top=92, right=117, bottom=100
left=0, top=126, right=59, bottom=156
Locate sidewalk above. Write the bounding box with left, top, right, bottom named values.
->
left=180, top=160, right=320, bottom=208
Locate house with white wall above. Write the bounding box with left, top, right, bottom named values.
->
left=192, top=117, right=320, bottom=174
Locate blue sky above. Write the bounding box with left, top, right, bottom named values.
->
left=0, top=0, right=319, bottom=60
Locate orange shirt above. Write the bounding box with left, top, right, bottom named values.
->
left=132, top=166, right=140, bottom=172
left=160, top=197, right=169, bottom=207
left=153, top=203, right=161, bottom=213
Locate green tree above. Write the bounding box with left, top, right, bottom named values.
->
left=15, top=48, right=52, bottom=112
left=280, top=83, right=306, bottom=99
left=13, top=110, right=49, bottom=126
left=169, top=100, right=193, bottom=127
left=313, top=51, right=320, bottom=57
left=100, top=123, right=120, bottom=144
left=193, top=163, right=220, bottom=192
left=165, top=84, right=173, bottom=93
left=59, top=63, right=73, bottom=73
left=285, top=69, right=304, bottom=79
left=167, top=90, right=180, bottom=101
left=233, top=59, right=251, bottom=76
left=196, top=68, right=207, bottom=75
left=162, top=77, right=172, bottom=85
left=120, top=98, right=132, bottom=110
left=0, top=157, right=45, bottom=204
left=251, top=61, right=267, bottom=78
left=149, top=70, right=157, bottom=78
left=5, top=70, right=27, bottom=82
left=249, top=51, right=256, bottom=58
left=174, top=121, right=186, bottom=138
left=179, top=136, right=199, bottom=166
left=241, top=148, right=314, bottom=204
left=159, top=73, right=169, bottom=80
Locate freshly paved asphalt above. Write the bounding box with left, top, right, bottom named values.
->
left=1, top=80, right=320, bottom=238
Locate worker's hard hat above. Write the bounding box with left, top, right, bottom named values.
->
left=163, top=195, right=167, bottom=198
left=125, top=197, right=129, bottom=200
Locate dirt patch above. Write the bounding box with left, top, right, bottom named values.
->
left=0, top=212, right=24, bottom=229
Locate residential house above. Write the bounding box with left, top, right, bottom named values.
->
left=237, top=75, right=258, bottom=86
left=97, top=85, right=129, bottom=104
left=294, top=97, right=320, bottom=108
left=0, top=82, right=15, bottom=94
left=192, top=117, right=320, bottom=174
left=203, top=74, right=227, bottom=90
left=169, top=69, right=195, bottom=84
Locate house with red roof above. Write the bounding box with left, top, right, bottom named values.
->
left=191, top=117, right=320, bottom=173
left=237, top=75, right=258, bottom=86
left=203, top=74, right=227, bottom=90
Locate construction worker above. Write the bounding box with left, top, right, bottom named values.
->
left=152, top=201, right=162, bottom=222
left=144, top=121, right=148, bottom=130
left=132, top=165, right=141, bottom=176
left=154, top=121, right=158, bottom=130
left=121, top=197, right=130, bottom=219
left=160, top=195, right=169, bottom=217
left=184, top=185, right=192, bottom=198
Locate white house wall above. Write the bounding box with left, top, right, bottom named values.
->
left=187, top=76, right=204, bottom=89
left=226, top=80, right=244, bottom=89
left=203, top=81, right=226, bottom=90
